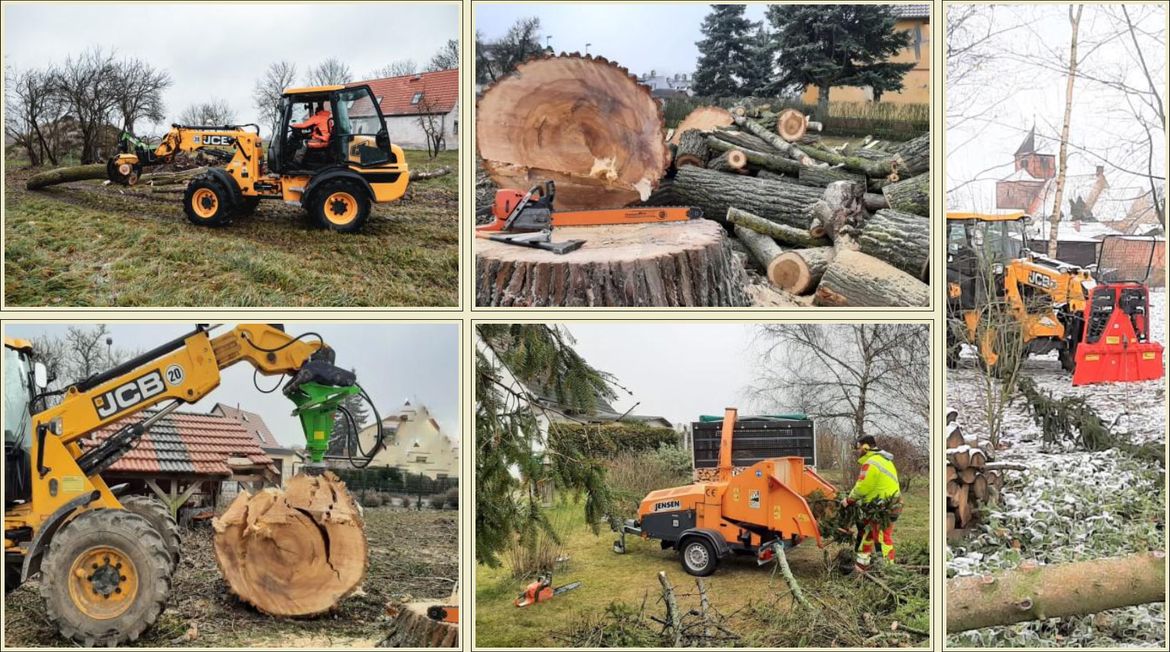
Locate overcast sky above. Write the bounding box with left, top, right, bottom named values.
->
left=476, top=2, right=768, bottom=77
left=4, top=323, right=460, bottom=447
left=2, top=2, right=459, bottom=134
left=946, top=3, right=1166, bottom=212
left=557, top=323, right=765, bottom=426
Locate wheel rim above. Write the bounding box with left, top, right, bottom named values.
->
left=685, top=542, right=709, bottom=570
left=67, top=545, right=139, bottom=620
left=191, top=188, right=218, bottom=219
left=324, top=191, right=358, bottom=225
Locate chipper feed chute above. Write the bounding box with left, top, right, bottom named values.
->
left=1073, top=283, right=1165, bottom=386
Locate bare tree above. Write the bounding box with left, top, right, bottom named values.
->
left=111, top=57, right=171, bottom=135
left=4, top=66, right=64, bottom=166
left=178, top=99, right=236, bottom=126
left=368, top=60, right=417, bottom=79
left=476, top=17, right=543, bottom=85
left=1046, top=5, right=1084, bottom=257
left=306, top=58, right=353, bottom=86
left=414, top=93, right=446, bottom=158
left=426, top=39, right=460, bottom=72
left=30, top=325, right=142, bottom=407
left=52, top=47, right=121, bottom=164
left=749, top=324, right=930, bottom=445
left=252, top=60, right=298, bottom=136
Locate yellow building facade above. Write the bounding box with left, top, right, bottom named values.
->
left=800, top=9, right=930, bottom=106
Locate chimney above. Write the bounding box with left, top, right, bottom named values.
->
left=651, top=69, right=656, bottom=77
left=1086, top=166, right=1109, bottom=212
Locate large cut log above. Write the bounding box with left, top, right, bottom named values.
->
left=814, top=250, right=930, bottom=307
left=775, top=108, right=810, bottom=142
left=726, top=207, right=831, bottom=248
left=888, top=134, right=930, bottom=177
left=709, top=128, right=777, bottom=153
left=733, top=224, right=784, bottom=278
left=953, top=483, right=972, bottom=525
left=794, top=165, right=867, bottom=189
left=707, top=151, right=747, bottom=174
left=662, top=166, right=822, bottom=230
left=705, top=137, right=800, bottom=175
left=379, top=602, right=458, bottom=647
left=213, top=472, right=366, bottom=617
left=669, top=106, right=733, bottom=145
left=674, top=129, right=710, bottom=168
left=476, top=54, right=669, bottom=210
left=795, top=142, right=912, bottom=179
left=881, top=173, right=929, bottom=217
left=808, top=180, right=868, bottom=241
left=857, top=209, right=931, bottom=280
left=770, top=247, right=835, bottom=295
left=731, top=114, right=814, bottom=165
left=26, top=163, right=107, bottom=190
left=947, top=553, right=1166, bottom=633
left=475, top=219, right=746, bottom=307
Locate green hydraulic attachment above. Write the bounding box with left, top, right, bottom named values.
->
left=286, top=381, right=362, bottom=464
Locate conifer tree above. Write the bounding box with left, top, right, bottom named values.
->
left=692, top=5, right=755, bottom=97
left=765, top=4, right=914, bottom=118
left=740, top=23, right=777, bottom=97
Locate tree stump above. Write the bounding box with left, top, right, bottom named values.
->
left=212, top=472, right=366, bottom=617
left=379, top=602, right=458, bottom=648
left=475, top=219, right=746, bottom=307
left=476, top=54, right=669, bottom=211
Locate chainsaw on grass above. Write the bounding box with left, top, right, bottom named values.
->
left=514, top=573, right=582, bottom=607
left=477, top=180, right=701, bottom=254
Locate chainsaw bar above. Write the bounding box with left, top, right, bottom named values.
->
left=553, top=581, right=582, bottom=596
left=551, top=206, right=701, bottom=227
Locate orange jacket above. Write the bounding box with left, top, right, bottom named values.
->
left=292, top=110, right=332, bottom=149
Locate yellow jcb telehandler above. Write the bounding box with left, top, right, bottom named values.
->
left=107, top=85, right=408, bottom=232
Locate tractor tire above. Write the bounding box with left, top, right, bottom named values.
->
left=6, top=560, right=22, bottom=595
left=119, top=495, right=181, bottom=572
left=39, top=509, right=172, bottom=647
left=1059, top=344, right=1077, bottom=372
left=679, top=538, right=718, bottom=577
left=183, top=174, right=235, bottom=227
left=309, top=178, right=370, bottom=233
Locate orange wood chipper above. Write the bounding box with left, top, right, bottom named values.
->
left=612, top=408, right=837, bottom=576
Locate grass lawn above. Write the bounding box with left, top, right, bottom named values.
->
left=4, top=149, right=457, bottom=307
left=475, top=469, right=930, bottom=648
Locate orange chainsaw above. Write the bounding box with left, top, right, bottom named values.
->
left=476, top=180, right=700, bottom=254
left=514, top=573, right=582, bottom=607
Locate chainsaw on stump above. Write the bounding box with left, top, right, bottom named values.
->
left=514, top=573, right=582, bottom=607
left=477, top=180, right=701, bottom=254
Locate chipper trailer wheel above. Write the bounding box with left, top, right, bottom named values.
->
left=39, top=509, right=173, bottom=646
left=183, top=174, right=236, bottom=227
left=309, top=179, right=371, bottom=233
left=680, top=537, right=718, bottom=577
left=118, top=494, right=181, bottom=573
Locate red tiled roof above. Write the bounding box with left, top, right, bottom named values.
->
left=211, top=403, right=278, bottom=447
left=348, top=68, right=458, bottom=117
left=86, top=411, right=276, bottom=477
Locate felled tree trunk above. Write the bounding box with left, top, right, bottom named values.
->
left=857, top=209, right=931, bottom=280
left=475, top=219, right=746, bottom=307
left=947, top=553, right=1166, bottom=633
left=705, top=137, right=800, bottom=176
left=213, top=472, right=366, bottom=617
left=731, top=114, right=813, bottom=165
left=26, top=163, right=107, bottom=190
left=794, top=166, right=867, bottom=189
left=814, top=250, right=930, bottom=307
left=660, top=166, right=822, bottom=230
left=669, top=106, right=733, bottom=145
left=727, top=207, right=831, bottom=248
left=733, top=224, right=784, bottom=278
left=674, top=130, right=710, bottom=168
left=889, top=133, right=930, bottom=177
left=379, top=602, right=458, bottom=648
left=476, top=54, right=670, bottom=210
left=707, top=151, right=747, bottom=174
left=881, top=173, right=929, bottom=216
left=771, top=247, right=836, bottom=295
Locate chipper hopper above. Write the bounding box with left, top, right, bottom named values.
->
left=613, top=408, right=836, bottom=576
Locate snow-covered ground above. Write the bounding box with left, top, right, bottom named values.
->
left=947, top=289, right=1167, bottom=647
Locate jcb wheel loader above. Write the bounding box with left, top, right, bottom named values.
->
left=107, top=84, right=408, bottom=233
left=946, top=212, right=1164, bottom=385
left=4, top=325, right=387, bottom=645
left=613, top=408, right=837, bottom=576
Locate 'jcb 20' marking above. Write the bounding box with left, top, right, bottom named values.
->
left=93, top=370, right=167, bottom=419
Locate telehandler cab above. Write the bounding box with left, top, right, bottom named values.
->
left=4, top=325, right=388, bottom=645
left=107, top=84, right=408, bottom=232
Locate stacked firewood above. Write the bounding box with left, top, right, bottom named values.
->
left=653, top=105, right=930, bottom=307
left=945, top=408, right=1005, bottom=539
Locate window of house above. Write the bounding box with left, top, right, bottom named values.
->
left=411, top=92, right=424, bottom=105
left=453, top=119, right=458, bottom=135
left=416, top=456, right=428, bottom=463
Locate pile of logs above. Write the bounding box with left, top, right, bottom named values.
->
left=945, top=408, right=1013, bottom=540
left=653, top=105, right=930, bottom=307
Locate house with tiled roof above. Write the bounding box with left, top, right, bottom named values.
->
left=351, top=400, right=459, bottom=480
left=347, top=68, right=459, bottom=150
left=86, top=410, right=278, bottom=515
left=211, top=403, right=302, bottom=486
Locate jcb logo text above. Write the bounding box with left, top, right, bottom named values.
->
left=93, top=370, right=166, bottom=419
